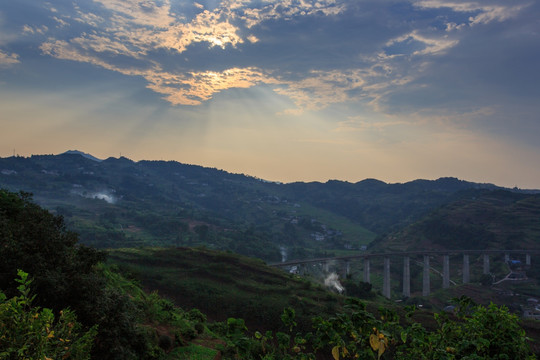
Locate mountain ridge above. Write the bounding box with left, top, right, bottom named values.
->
left=1, top=151, right=539, bottom=261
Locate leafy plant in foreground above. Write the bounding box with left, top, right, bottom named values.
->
left=0, top=270, right=97, bottom=360
left=219, top=296, right=535, bottom=360
left=396, top=296, right=535, bottom=360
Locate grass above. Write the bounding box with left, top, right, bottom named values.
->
left=107, top=246, right=351, bottom=332
left=166, top=344, right=218, bottom=360
left=293, top=202, right=377, bottom=245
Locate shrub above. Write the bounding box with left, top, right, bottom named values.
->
left=0, top=270, right=97, bottom=360
left=186, top=308, right=207, bottom=323
left=176, top=320, right=197, bottom=341
left=194, top=322, right=205, bottom=334
left=158, top=334, right=173, bottom=351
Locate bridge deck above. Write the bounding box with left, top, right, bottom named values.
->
left=271, top=249, right=540, bottom=267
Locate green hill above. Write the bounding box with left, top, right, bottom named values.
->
left=3, top=152, right=537, bottom=263
left=374, top=189, right=540, bottom=252
left=1, top=188, right=537, bottom=359
left=107, top=247, right=353, bottom=332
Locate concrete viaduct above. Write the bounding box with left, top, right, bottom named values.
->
left=271, top=250, right=540, bottom=299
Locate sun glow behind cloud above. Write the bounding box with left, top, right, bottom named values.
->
left=32, top=0, right=356, bottom=111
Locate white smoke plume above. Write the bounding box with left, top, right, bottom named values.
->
left=280, top=246, right=288, bottom=262
left=91, top=191, right=117, bottom=204
left=324, top=272, right=344, bottom=293
left=71, top=187, right=118, bottom=204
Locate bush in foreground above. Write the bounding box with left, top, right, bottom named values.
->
left=0, top=270, right=97, bottom=359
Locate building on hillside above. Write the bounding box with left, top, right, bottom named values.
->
left=523, top=298, right=540, bottom=320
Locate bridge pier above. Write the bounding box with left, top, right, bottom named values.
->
left=342, top=261, right=350, bottom=278
left=423, top=255, right=430, bottom=297
left=403, top=256, right=410, bottom=298
left=383, top=257, right=391, bottom=299
left=463, top=254, right=470, bottom=284
left=443, top=255, right=450, bottom=289
left=363, top=258, right=371, bottom=284
left=483, top=254, right=490, bottom=274
left=272, top=250, right=537, bottom=298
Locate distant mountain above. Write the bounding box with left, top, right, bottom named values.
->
left=1, top=152, right=538, bottom=260
left=62, top=150, right=103, bottom=162
left=372, top=189, right=540, bottom=252
left=277, top=176, right=529, bottom=234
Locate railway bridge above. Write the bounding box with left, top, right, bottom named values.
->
left=271, top=250, right=540, bottom=298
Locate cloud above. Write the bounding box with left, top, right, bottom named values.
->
left=72, top=10, right=105, bottom=27
left=273, top=69, right=366, bottom=114
left=333, top=117, right=411, bottom=133
left=40, top=38, right=272, bottom=105
left=22, top=25, right=49, bottom=35
left=160, top=9, right=244, bottom=52
left=236, top=0, right=346, bottom=28
left=52, top=16, right=70, bottom=28
left=34, top=0, right=348, bottom=108
left=414, top=0, right=528, bottom=26
left=0, top=50, right=19, bottom=67
left=147, top=67, right=273, bottom=105
left=92, top=0, right=174, bottom=28
left=5, top=0, right=537, bottom=119
left=383, top=30, right=458, bottom=57
left=1, top=0, right=539, bottom=190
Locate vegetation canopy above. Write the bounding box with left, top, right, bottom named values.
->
left=0, top=188, right=537, bottom=359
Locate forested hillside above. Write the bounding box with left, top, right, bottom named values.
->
left=1, top=189, right=537, bottom=359
left=374, top=190, right=540, bottom=252
left=2, top=152, right=534, bottom=262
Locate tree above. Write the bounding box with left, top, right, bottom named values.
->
left=0, top=189, right=106, bottom=312
left=0, top=189, right=150, bottom=359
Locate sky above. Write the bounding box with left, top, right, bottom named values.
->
left=1, top=0, right=539, bottom=189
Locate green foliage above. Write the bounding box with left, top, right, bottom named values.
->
left=342, top=280, right=374, bottom=299
left=158, top=335, right=173, bottom=351
left=396, top=296, right=535, bottom=360
left=0, top=189, right=214, bottom=359
left=5, top=154, right=498, bottom=260
left=0, top=190, right=106, bottom=307
left=107, top=247, right=343, bottom=334
left=168, top=343, right=218, bottom=359
left=186, top=308, right=207, bottom=323
left=0, top=270, right=97, bottom=359
left=217, top=297, right=534, bottom=360
left=375, top=190, right=540, bottom=252
left=1, top=188, right=537, bottom=359
left=307, top=299, right=399, bottom=360
left=421, top=215, right=495, bottom=250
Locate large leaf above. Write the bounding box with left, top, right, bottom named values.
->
left=332, top=345, right=340, bottom=360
